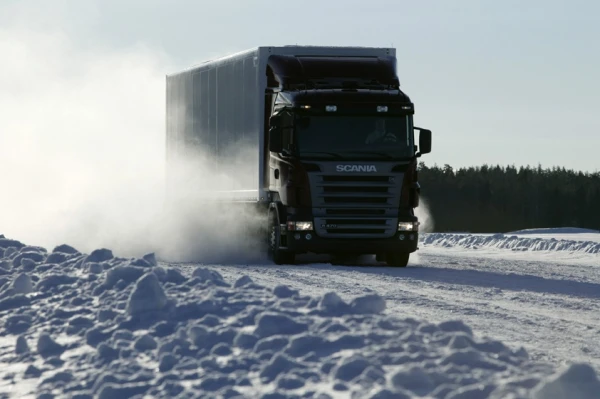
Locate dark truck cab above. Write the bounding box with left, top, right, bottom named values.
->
left=264, top=55, right=432, bottom=266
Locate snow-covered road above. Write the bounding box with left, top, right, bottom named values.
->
left=1, top=229, right=599, bottom=398
left=170, top=231, right=600, bottom=372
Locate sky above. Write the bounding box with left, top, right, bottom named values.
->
left=2, top=0, right=599, bottom=172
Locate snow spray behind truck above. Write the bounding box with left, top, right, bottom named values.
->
left=166, top=46, right=432, bottom=266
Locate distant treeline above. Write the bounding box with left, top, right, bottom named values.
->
left=418, top=163, right=600, bottom=233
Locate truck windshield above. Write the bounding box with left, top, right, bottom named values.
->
left=295, top=115, right=413, bottom=160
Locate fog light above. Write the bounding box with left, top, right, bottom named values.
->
left=305, top=233, right=312, bottom=240
left=398, top=234, right=405, bottom=240
left=287, top=221, right=313, bottom=231
left=409, top=234, right=415, bottom=240
left=294, top=234, right=301, bottom=240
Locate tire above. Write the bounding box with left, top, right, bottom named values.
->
left=385, top=252, right=410, bottom=267
left=268, top=212, right=295, bottom=265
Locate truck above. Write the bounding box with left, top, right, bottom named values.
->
left=166, top=46, right=432, bottom=267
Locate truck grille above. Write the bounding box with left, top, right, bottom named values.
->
left=310, top=173, right=402, bottom=239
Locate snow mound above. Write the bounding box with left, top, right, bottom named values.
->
left=0, top=234, right=598, bottom=398
left=533, top=363, right=600, bottom=399
left=422, top=232, right=600, bottom=254
left=126, top=272, right=169, bottom=316
left=509, top=227, right=600, bottom=235
left=11, top=273, right=34, bottom=295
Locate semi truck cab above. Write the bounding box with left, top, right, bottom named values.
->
left=264, top=55, right=432, bottom=266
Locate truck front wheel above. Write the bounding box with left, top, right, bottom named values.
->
left=268, top=213, right=295, bottom=265
left=385, top=252, right=410, bottom=267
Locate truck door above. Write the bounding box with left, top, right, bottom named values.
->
left=268, top=111, right=293, bottom=193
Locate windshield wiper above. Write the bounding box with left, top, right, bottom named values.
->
left=339, top=151, right=404, bottom=160
left=300, top=151, right=344, bottom=159
left=300, top=151, right=412, bottom=161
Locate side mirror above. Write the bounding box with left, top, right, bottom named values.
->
left=269, top=126, right=283, bottom=153
left=415, top=127, right=432, bottom=155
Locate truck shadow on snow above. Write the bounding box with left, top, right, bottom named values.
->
left=177, top=254, right=600, bottom=300
left=324, top=261, right=600, bottom=300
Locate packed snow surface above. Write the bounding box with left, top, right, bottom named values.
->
left=1, top=234, right=599, bottom=398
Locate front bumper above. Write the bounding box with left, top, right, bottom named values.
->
left=281, top=230, right=419, bottom=255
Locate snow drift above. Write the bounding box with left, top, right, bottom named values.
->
left=422, top=232, right=600, bottom=254
left=508, top=228, right=600, bottom=235
left=1, top=235, right=598, bottom=398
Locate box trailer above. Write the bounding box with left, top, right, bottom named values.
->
left=166, top=46, right=432, bottom=266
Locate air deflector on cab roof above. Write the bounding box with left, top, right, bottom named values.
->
left=266, top=55, right=400, bottom=89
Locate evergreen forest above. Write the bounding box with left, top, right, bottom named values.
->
left=418, top=163, right=600, bottom=233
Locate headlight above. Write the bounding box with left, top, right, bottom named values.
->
left=287, top=221, right=313, bottom=231
left=398, top=221, right=419, bottom=232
